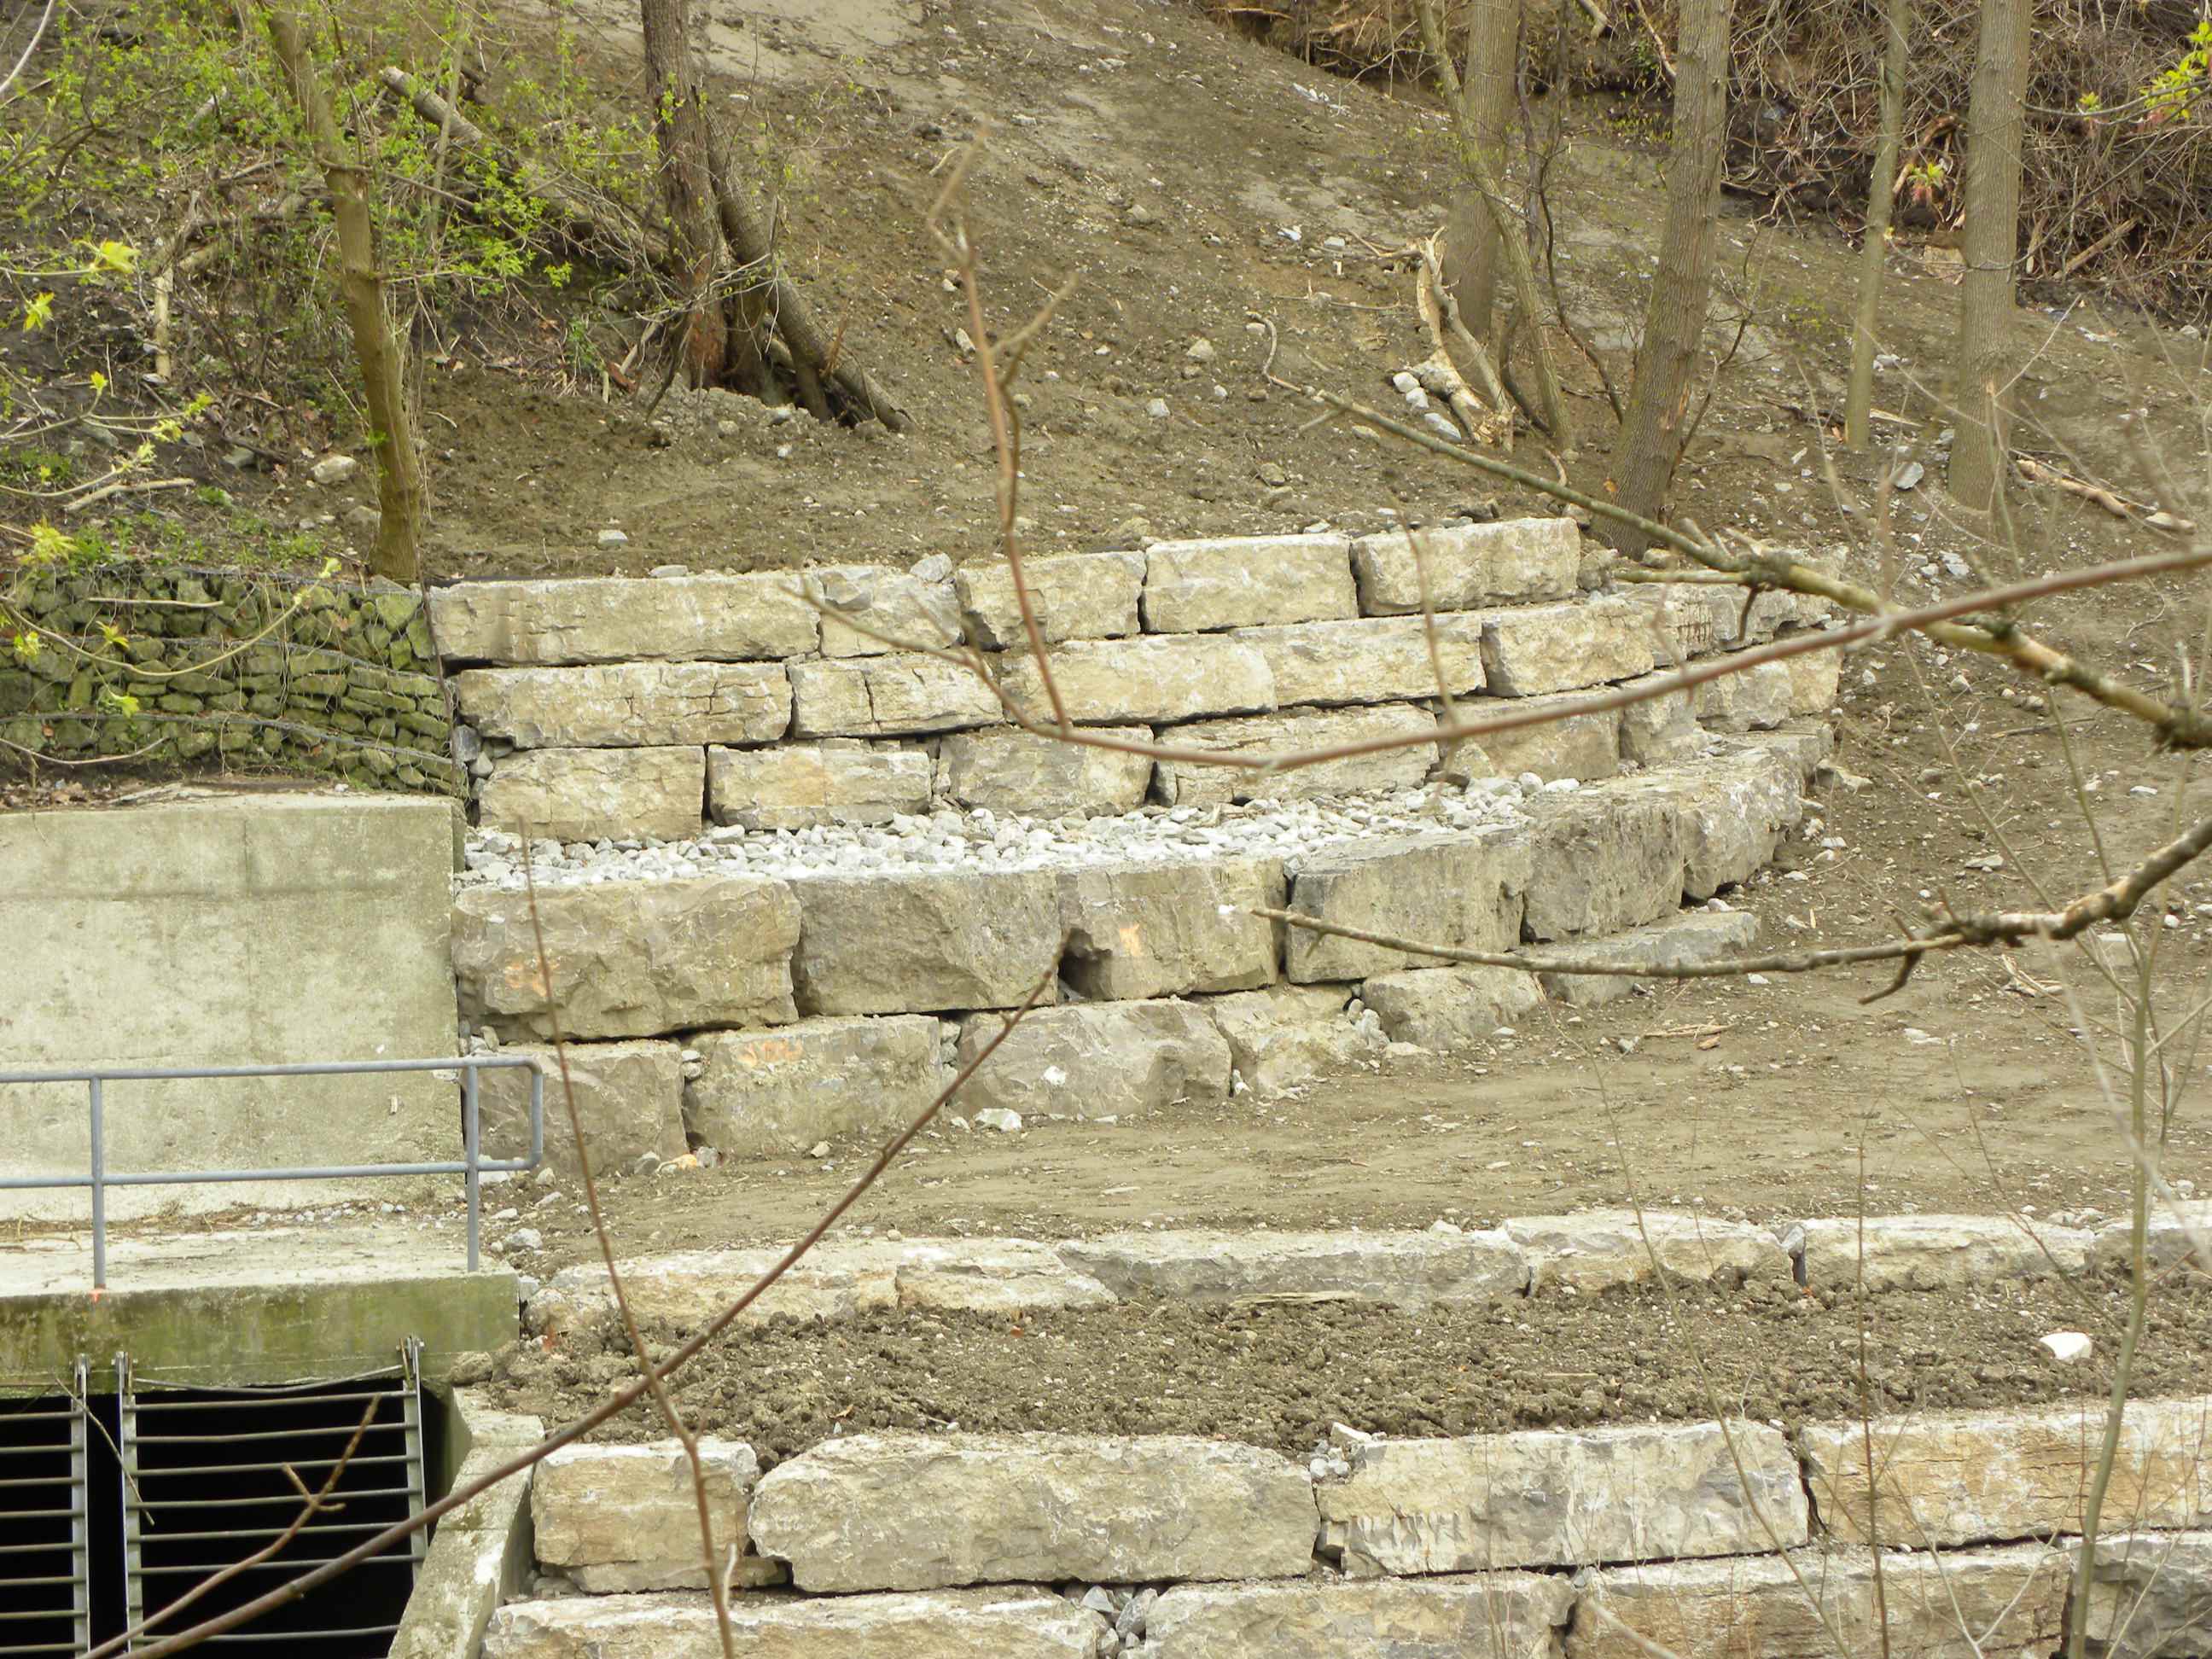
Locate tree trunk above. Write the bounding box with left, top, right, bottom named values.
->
left=1844, top=0, right=1910, bottom=449
left=640, top=0, right=728, bottom=387
left=1439, top=0, right=1519, bottom=341
left=1948, top=0, right=2030, bottom=515
left=265, top=8, right=424, bottom=584
left=1604, top=0, right=1732, bottom=555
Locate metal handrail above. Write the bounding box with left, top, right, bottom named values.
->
left=0, top=1056, right=542, bottom=1288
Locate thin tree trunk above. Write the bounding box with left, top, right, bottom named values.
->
left=1844, top=0, right=1910, bottom=449
left=640, top=0, right=727, bottom=387
left=1948, top=0, right=2030, bottom=515
left=1440, top=0, right=1519, bottom=341
left=1604, top=0, right=1732, bottom=555
left=265, top=9, right=424, bottom=584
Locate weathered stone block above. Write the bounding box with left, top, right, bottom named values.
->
left=1797, top=1213, right=2092, bottom=1291
left=1202, top=984, right=1381, bottom=1096
left=1506, top=1208, right=1789, bottom=1293
left=2090, top=1199, right=2212, bottom=1274
left=789, top=655, right=1002, bottom=737
left=935, top=725, right=1155, bottom=816
left=1058, top=859, right=1284, bottom=999
left=1146, top=1573, right=1574, bottom=1659
left=685, top=1016, right=947, bottom=1155
left=1521, top=784, right=1688, bottom=940
left=1318, top=1421, right=1807, bottom=1574
left=1237, top=615, right=1486, bottom=707
left=1468, top=694, right=1624, bottom=782
left=1568, top=1545, right=2069, bottom=1659
left=1360, top=966, right=1541, bottom=1051
left=533, top=1440, right=774, bottom=1592
left=1694, top=660, right=1793, bottom=731
left=2075, top=1530, right=2212, bottom=1659
left=1351, top=518, right=1581, bottom=614
left=1538, top=907, right=1759, bottom=1008
left=956, top=550, right=1144, bottom=645
left=1062, top=1228, right=1527, bottom=1308
left=954, top=1000, right=1233, bottom=1120
left=1801, top=1397, right=2212, bottom=1547
left=803, top=564, right=964, bottom=657
left=790, top=868, right=1060, bottom=1015
left=748, top=1433, right=1318, bottom=1592
left=1284, top=830, right=1530, bottom=981
left=707, top=742, right=932, bottom=830
left=1481, top=599, right=1657, bottom=697
left=1002, top=636, right=1276, bottom=726
left=430, top=573, right=818, bottom=665
left=483, top=1588, right=1109, bottom=1659
left=477, top=747, right=705, bottom=842
left=451, top=877, right=799, bottom=1040
left=1153, top=706, right=1439, bottom=806
left=1781, top=642, right=1844, bottom=713
left=477, top=1040, right=684, bottom=1178
left=1616, top=672, right=1702, bottom=765
left=453, top=661, right=789, bottom=748
left=1144, top=534, right=1357, bottom=632
left=1674, top=748, right=1802, bottom=899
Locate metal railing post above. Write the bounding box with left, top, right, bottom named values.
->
left=463, top=1062, right=481, bottom=1274
left=88, top=1075, right=106, bottom=1293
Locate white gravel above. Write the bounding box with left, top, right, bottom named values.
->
left=454, top=777, right=1553, bottom=891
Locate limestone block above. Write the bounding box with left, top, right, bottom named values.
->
left=1144, top=534, right=1357, bottom=632
left=477, top=747, right=704, bottom=842
left=532, top=1440, right=772, bottom=1592
left=789, top=867, right=1060, bottom=1015
left=954, top=1000, right=1233, bottom=1121
left=1061, top=1228, right=1528, bottom=1309
left=1624, top=581, right=1750, bottom=661
left=804, top=564, right=963, bottom=657
left=1616, top=672, right=1702, bottom=765
left=1521, top=785, right=1688, bottom=940
left=747, top=1433, right=1318, bottom=1592
left=1505, top=1208, right=1789, bottom=1293
left=1350, top=518, right=1581, bottom=614
left=1801, top=1397, right=2212, bottom=1546
left=890, top=1238, right=1116, bottom=1316
left=1674, top=748, right=1803, bottom=899
left=476, top=1040, right=684, bottom=1178
left=390, top=1426, right=539, bottom=1659
left=1002, top=636, right=1276, bottom=725
left=1694, top=660, right=1794, bottom=731
left=1201, top=984, right=1381, bottom=1096
left=1153, top=706, right=1439, bottom=806
left=1796, top=1214, right=2092, bottom=1291
left=1468, top=694, right=1624, bottom=782
left=707, top=742, right=932, bottom=830
left=1568, top=1545, right=2069, bottom=1659
left=453, top=661, right=789, bottom=748
left=1537, top=908, right=1759, bottom=1008
left=2074, top=1530, right=2212, bottom=1659
left=1480, top=599, right=1658, bottom=696
left=1781, top=642, right=1844, bottom=713
left=684, top=1016, right=947, bottom=1155
left=1317, top=1421, right=1807, bottom=1574
left=483, top=1589, right=1109, bottom=1659
left=1237, top=615, right=1486, bottom=707
left=1360, top=966, right=1541, bottom=1051
left=789, top=655, right=1002, bottom=737
left=1146, top=1573, right=1575, bottom=1659
left=1284, top=830, right=1530, bottom=981
left=936, top=725, right=1155, bottom=816
left=1058, top=858, right=1284, bottom=999
left=452, top=877, right=799, bottom=1041
left=2090, top=1199, right=2212, bottom=1274
left=956, top=550, right=1144, bottom=645
left=430, top=573, right=818, bottom=665
left=1741, top=721, right=1836, bottom=783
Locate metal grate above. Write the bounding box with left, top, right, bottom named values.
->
left=0, top=1361, right=90, bottom=1658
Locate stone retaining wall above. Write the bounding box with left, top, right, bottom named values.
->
left=2, top=562, right=460, bottom=790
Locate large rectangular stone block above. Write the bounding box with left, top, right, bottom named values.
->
left=1144, top=534, right=1357, bottom=632
left=1236, top=614, right=1487, bottom=707
left=935, top=725, right=1156, bottom=816
left=533, top=1440, right=771, bottom=1592
left=453, top=662, right=789, bottom=748
left=451, top=877, right=799, bottom=1040
left=1201, top=983, right=1379, bottom=1097
left=790, top=868, right=1060, bottom=1015
left=476, top=747, right=705, bottom=842
left=1284, top=830, right=1529, bottom=982
left=747, top=1433, right=1318, bottom=1592
left=1058, top=859, right=1284, bottom=999
left=1797, top=1213, right=2091, bottom=1291
left=2074, top=1530, right=2212, bottom=1659
left=1001, top=636, right=1276, bottom=725
left=1360, top=966, right=1541, bottom=1051
left=1520, top=783, right=1689, bottom=940
left=789, top=655, right=1003, bottom=737
left=1463, top=692, right=1623, bottom=782
left=1480, top=598, right=1658, bottom=696
left=430, top=573, right=818, bottom=664
left=1351, top=518, right=1580, bottom=614
left=484, top=1588, right=1109, bottom=1659
left=1567, top=1545, right=2069, bottom=1659
left=707, top=742, right=932, bottom=830
left=1318, top=1421, right=1808, bottom=1573
left=1153, top=705, right=1439, bottom=806
left=1693, top=659, right=1793, bottom=731
left=1061, top=1228, right=1528, bottom=1307
left=1146, top=1574, right=1575, bottom=1659
left=1674, top=748, right=1803, bottom=900
left=956, top=550, right=1144, bottom=645
left=684, top=1016, right=947, bottom=1155
left=477, top=1040, right=684, bottom=1178
left=1782, top=641, right=1843, bottom=713
left=1505, top=1208, right=1789, bottom=1293
left=1537, top=907, right=1759, bottom=1009
left=805, top=563, right=964, bottom=657
left=1801, top=1397, right=2212, bottom=1547
left=1615, top=672, right=1702, bottom=765
left=2090, top=1198, right=2212, bottom=1273
left=954, top=999, right=1234, bottom=1121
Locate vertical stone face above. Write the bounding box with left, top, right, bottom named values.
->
left=1616, top=672, right=1703, bottom=765
left=429, top=573, right=820, bottom=664
left=531, top=1440, right=769, bottom=1592
left=804, top=564, right=965, bottom=657
left=1520, top=784, right=1689, bottom=940
left=935, top=725, right=1156, bottom=816
left=1536, top=907, right=1760, bottom=1008
left=452, top=661, right=790, bottom=748
left=477, top=746, right=706, bottom=842
left=706, top=742, right=933, bottom=830
left=1151, top=706, right=1440, bottom=806
left=789, top=868, right=1062, bottom=1015
left=1059, top=1229, right=1528, bottom=1308
left=1692, top=660, right=1794, bottom=731
left=953, top=999, right=1236, bottom=1120
left=483, top=1588, right=1111, bottom=1659
left=1796, top=1214, right=2091, bottom=1290
left=1359, top=966, right=1542, bottom=1051
left=1143, top=535, right=1358, bottom=632
left=1780, top=643, right=1843, bottom=713
left=1349, top=518, right=1581, bottom=614
left=1000, top=636, right=1277, bottom=725
left=1236, top=615, right=1486, bottom=707
left=1317, top=1422, right=1808, bottom=1574
left=1469, top=693, right=1624, bottom=782
left=2074, top=1530, right=2212, bottom=1659
left=1504, top=1208, right=1789, bottom=1292
left=789, top=655, right=1004, bottom=737
left=1057, top=859, right=1284, bottom=999
left=1284, top=830, right=1530, bottom=982
left=1674, top=748, right=1802, bottom=900
left=955, top=550, right=1145, bottom=645
left=1480, top=599, right=1659, bottom=696
left=475, top=1040, right=685, bottom=1178
left=1145, top=1573, right=1575, bottom=1659
left=684, top=1016, right=948, bottom=1155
